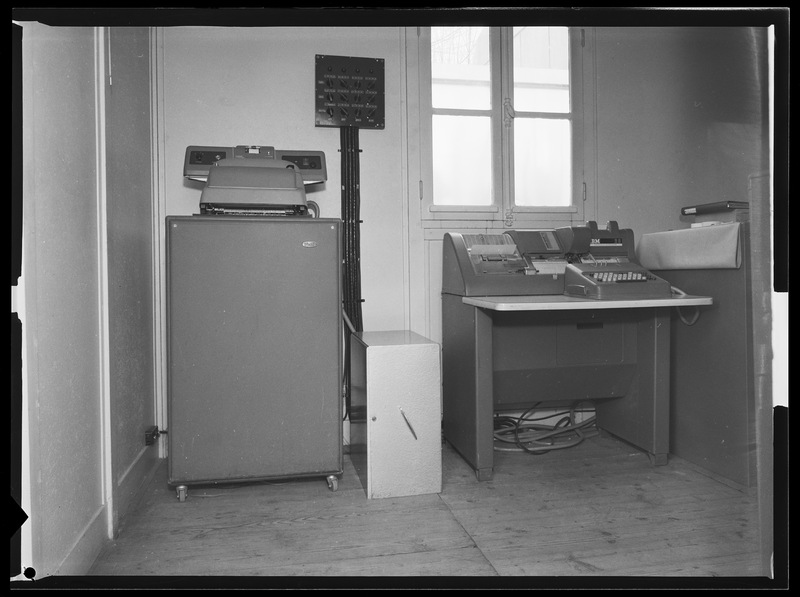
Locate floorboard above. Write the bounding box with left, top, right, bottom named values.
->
left=87, top=432, right=764, bottom=586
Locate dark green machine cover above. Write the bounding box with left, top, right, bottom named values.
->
left=166, top=216, right=342, bottom=486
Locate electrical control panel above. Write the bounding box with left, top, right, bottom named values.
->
left=315, top=54, right=385, bottom=129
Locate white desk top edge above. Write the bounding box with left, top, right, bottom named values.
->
left=462, top=294, right=713, bottom=311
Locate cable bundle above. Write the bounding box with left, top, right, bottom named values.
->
left=493, top=404, right=598, bottom=454
left=340, top=126, right=363, bottom=422
left=340, top=126, right=363, bottom=333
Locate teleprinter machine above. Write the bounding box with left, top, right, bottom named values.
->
left=183, top=145, right=327, bottom=216
left=442, top=221, right=673, bottom=300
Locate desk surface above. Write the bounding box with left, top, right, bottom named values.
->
left=462, top=294, right=713, bottom=311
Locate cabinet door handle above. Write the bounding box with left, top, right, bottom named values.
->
left=399, top=407, right=418, bottom=440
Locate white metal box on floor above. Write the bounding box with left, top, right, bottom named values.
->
left=349, top=331, right=442, bottom=499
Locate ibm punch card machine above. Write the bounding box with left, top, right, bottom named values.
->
left=166, top=145, right=343, bottom=501
left=441, top=221, right=712, bottom=481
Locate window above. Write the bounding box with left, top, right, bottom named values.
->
left=417, top=26, right=594, bottom=225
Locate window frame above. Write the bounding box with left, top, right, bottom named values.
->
left=415, top=26, right=595, bottom=226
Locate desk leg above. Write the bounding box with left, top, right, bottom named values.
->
left=649, top=308, right=671, bottom=465
left=473, top=307, right=495, bottom=481
left=442, top=298, right=495, bottom=481
left=594, top=307, right=671, bottom=466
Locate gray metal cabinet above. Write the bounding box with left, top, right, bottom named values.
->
left=166, top=216, right=342, bottom=493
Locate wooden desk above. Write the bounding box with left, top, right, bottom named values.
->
left=441, top=293, right=712, bottom=481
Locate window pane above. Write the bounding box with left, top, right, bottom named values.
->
left=431, top=27, right=491, bottom=110
left=513, top=27, right=570, bottom=113
left=433, top=115, right=492, bottom=205
left=514, top=118, right=571, bottom=207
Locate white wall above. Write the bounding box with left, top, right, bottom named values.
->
left=18, top=22, right=161, bottom=579
left=159, top=27, right=409, bottom=332
left=594, top=27, right=768, bottom=239
left=105, top=27, right=160, bottom=531
left=20, top=23, right=109, bottom=576
left=157, top=24, right=772, bottom=339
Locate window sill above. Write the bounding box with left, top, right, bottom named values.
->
left=428, top=205, right=499, bottom=213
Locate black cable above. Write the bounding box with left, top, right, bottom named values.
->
left=493, top=402, right=598, bottom=454
left=341, top=309, right=357, bottom=421
left=340, top=125, right=363, bottom=332
left=671, top=285, right=701, bottom=325
left=340, top=126, right=364, bottom=423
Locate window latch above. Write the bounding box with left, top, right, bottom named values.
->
left=503, top=98, right=516, bottom=127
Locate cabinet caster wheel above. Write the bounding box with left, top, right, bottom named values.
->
left=326, top=475, right=339, bottom=492
left=176, top=485, right=188, bottom=502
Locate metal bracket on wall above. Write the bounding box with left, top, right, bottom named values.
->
left=145, top=426, right=161, bottom=446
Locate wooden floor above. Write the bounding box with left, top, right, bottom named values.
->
left=87, top=432, right=764, bottom=588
